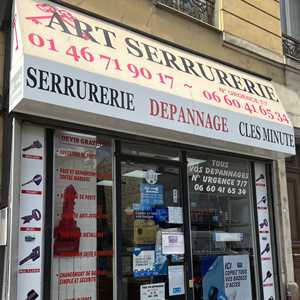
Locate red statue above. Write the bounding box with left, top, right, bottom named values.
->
left=54, top=185, right=81, bottom=256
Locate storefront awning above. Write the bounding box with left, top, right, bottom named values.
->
left=9, top=0, right=295, bottom=158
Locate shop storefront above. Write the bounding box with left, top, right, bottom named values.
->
left=6, top=0, right=295, bottom=299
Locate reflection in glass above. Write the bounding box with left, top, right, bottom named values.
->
left=187, top=153, right=256, bottom=300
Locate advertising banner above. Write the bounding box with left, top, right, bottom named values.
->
left=254, top=163, right=276, bottom=300
left=202, top=255, right=252, bottom=300
left=52, top=131, right=98, bottom=300
left=10, top=0, right=295, bottom=156
left=17, top=124, right=45, bottom=300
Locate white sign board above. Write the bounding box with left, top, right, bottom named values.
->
left=140, top=283, right=165, bottom=300
left=162, top=231, right=185, bottom=255
left=9, top=0, right=295, bottom=157
left=168, top=207, right=183, bottom=224
left=223, top=255, right=252, bottom=299
left=202, top=254, right=252, bottom=300
left=168, top=265, right=185, bottom=296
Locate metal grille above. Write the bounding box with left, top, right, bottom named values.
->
left=155, top=0, right=215, bottom=25
left=283, top=34, right=300, bottom=61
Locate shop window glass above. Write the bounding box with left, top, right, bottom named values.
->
left=120, top=159, right=186, bottom=300
left=121, top=141, right=180, bottom=161
left=51, top=130, right=113, bottom=300
left=187, top=153, right=257, bottom=300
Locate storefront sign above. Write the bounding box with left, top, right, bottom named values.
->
left=10, top=0, right=295, bottom=157
left=254, top=163, right=276, bottom=299
left=202, top=255, right=252, bottom=300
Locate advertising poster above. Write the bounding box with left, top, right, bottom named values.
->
left=140, top=283, right=165, bottom=300
left=133, top=248, right=155, bottom=277
left=52, top=131, right=98, bottom=300
left=254, top=163, right=276, bottom=299
left=168, top=265, right=185, bottom=296
left=140, top=184, right=164, bottom=210
left=202, top=255, right=252, bottom=300
left=17, top=124, right=45, bottom=300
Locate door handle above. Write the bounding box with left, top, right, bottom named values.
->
left=292, top=253, right=300, bottom=257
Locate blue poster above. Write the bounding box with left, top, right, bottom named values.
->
left=154, top=247, right=168, bottom=276
left=202, top=256, right=228, bottom=300
left=134, top=208, right=168, bottom=224
left=133, top=247, right=156, bottom=278
left=202, top=255, right=252, bottom=300
left=132, top=246, right=167, bottom=277
left=140, top=184, right=164, bottom=210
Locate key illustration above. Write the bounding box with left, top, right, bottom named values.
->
left=259, top=218, right=268, bottom=229
left=261, top=243, right=270, bottom=255
left=256, top=174, right=264, bottom=182
left=22, top=140, right=42, bottom=152
left=25, top=289, right=39, bottom=300
left=25, top=236, right=36, bottom=242
left=263, top=270, right=272, bottom=282
left=22, top=175, right=42, bottom=187
left=22, top=209, right=41, bottom=224
left=19, top=246, right=40, bottom=265
left=258, top=195, right=267, bottom=205
left=54, top=185, right=81, bottom=256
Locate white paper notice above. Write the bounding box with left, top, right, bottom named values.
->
left=168, top=207, right=183, bottom=224
left=140, top=283, right=165, bottom=300
left=168, top=265, right=185, bottom=296
left=162, top=232, right=185, bottom=255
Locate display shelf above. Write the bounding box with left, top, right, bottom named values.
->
left=192, top=250, right=250, bottom=256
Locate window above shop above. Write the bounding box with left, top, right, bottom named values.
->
left=281, top=0, right=300, bottom=62
left=282, top=34, right=300, bottom=62
left=153, top=0, right=216, bottom=27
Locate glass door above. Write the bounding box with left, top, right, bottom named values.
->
left=187, top=152, right=258, bottom=300
left=118, top=154, right=189, bottom=300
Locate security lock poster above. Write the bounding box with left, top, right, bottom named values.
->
left=202, top=255, right=252, bottom=300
